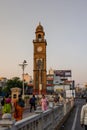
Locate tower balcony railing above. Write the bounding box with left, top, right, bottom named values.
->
left=33, top=39, right=47, bottom=43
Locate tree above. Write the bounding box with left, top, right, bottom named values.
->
left=6, top=77, right=22, bottom=89
left=1, top=77, right=28, bottom=95
left=1, top=77, right=22, bottom=94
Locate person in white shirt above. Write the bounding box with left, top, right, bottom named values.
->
left=80, top=98, right=87, bottom=130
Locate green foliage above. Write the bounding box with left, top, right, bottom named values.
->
left=2, top=86, right=10, bottom=94
left=6, top=77, right=22, bottom=89
left=1, top=77, right=28, bottom=95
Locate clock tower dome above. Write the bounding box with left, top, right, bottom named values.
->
left=33, top=23, right=47, bottom=94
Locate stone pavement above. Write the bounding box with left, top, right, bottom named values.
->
left=23, top=108, right=36, bottom=118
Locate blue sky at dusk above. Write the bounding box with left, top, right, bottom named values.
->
left=0, top=0, right=87, bottom=85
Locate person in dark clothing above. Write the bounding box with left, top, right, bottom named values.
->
left=1, top=97, right=5, bottom=106
left=29, top=94, right=36, bottom=112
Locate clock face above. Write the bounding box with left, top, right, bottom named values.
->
left=37, top=46, right=42, bottom=52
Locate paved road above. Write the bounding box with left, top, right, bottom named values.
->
left=60, top=98, right=85, bottom=130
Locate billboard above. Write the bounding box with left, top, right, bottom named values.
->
left=54, top=70, right=72, bottom=77
left=53, top=76, right=61, bottom=84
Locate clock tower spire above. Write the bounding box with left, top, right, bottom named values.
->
left=33, top=23, right=47, bottom=95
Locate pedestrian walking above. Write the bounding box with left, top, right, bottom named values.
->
left=29, top=94, right=36, bottom=112
left=80, top=98, right=87, bottom=130
left=14, top=94, right=25, bottom=121
left=40, top=94, right=48, bottom=111
left=2, top=94, right=12, bottom=120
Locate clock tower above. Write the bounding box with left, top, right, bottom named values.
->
left=33, top=23, right=47, bottom=95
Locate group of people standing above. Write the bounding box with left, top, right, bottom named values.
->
left=0, top=94, right=49, bottom=122
left=1, top=94, right=25, bottom=121
left=29, top=94, right=48, bottom=112
left=2, top=93, right=87, bottom=130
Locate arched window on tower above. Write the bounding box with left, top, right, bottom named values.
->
left=38, top=34, right=42, bottom=41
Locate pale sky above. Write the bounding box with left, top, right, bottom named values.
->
left=0, top=0, right=87, bottom=85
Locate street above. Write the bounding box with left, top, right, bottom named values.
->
left=60, top=98, right=85, bottom=130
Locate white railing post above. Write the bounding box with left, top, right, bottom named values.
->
left=35, top=110, right=44, bottom=130
left=0, top=120, right=16, bottom=130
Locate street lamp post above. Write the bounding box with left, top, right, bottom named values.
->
left=19, top=60, right=28, bottom=99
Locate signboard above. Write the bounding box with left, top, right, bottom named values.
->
left=54, top=85, right=70, bottom=92
left=53, top=75, right=61, bottom=84
left=54, top=70, right=71, bottom=77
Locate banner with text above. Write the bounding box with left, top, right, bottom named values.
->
left=54, top=70, right=72, bottom=77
